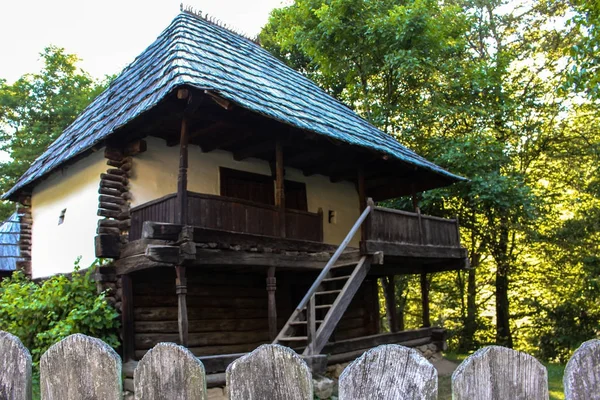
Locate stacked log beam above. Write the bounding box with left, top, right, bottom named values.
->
left=95, top=144, right=139, bottom=259
left=16, top=196, right=32, bottom=277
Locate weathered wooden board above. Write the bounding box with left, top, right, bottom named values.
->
left=339, top=344, right=437, bottom=399
left=564, top=339, right=600, bottom=400
left=452, top=345, right=548, bottom=400
left=227, top=344, right=312, bottom=400
left=0, top=331, right=32, bottom=400
left=134, top=342, right=206, bottom=400
left=40, top=334, right=121, bottom=400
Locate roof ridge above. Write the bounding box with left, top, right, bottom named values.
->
left=180, top=4, right=260, bottom=45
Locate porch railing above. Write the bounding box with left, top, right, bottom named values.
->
left=365, top=206, right=461, bottom=247
left=129, top=191, right=323, bottom=242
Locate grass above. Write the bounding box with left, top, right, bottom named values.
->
left=436, top=353, right=565, bottom=400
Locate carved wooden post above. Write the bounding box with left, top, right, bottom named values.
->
left=452, top=345, right=548, bottom=399
left=339, top=344, right=437, bottom=399
left=275, top=139, right=286, bottom=238
left=227, top=344, right=312, bottom=399
left=175, top=265, right=189, bottom=347
left=134, top=343, right=207, bottom=399
left=421, top=273, right=431, bottom=328
left=177, top=115, right=189, bottom=225
left=267, top=266, right=277, bottom=341
left=40, top=334, right=122, bottom=400
left=382, top=275, right=399, bottom=332
left=0, top=331, right=32, bottom=400
left=564, top=339, right=600, bottom=399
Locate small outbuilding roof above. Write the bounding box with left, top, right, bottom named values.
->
left=0, top=213, right=20, bottom=271
left=4, top=11, right=464, bottom=200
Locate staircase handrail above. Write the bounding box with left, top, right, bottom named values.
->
left=295, top=203, right=372, bottom=312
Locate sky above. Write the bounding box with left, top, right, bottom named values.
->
left=0, top=0, right=291, bottom=83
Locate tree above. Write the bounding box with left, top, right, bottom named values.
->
left=0, top=46, right=108, bottom=219
left=262, top=0, right=587, bottom=351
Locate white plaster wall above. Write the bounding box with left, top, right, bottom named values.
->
left=31, top=150, right=106, bottom=278
left=130, top=137, right=360, bottom=246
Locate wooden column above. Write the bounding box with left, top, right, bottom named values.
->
left=266, top=266, right=277, bottom=341
left=175, top=266, right=189, bottom=346
left=421, top=273, right=431, bottom=327
left=177, top=91, right=190, bottom=225
left=382, top=275, right=399, bottom=333
left=358, top=168, right=367, bottom=242
left=306, top=294, right=316, bottom=356
left=121, top=274, right=136, bottom=361
left=275, top=139, right=286, bottom=238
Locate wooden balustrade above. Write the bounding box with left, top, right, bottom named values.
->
left=129, top=192, right=323, bottom=242
left=365, top=206, right=461, bottom=247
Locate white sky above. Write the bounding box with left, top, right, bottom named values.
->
left=0, top=0, right=291, bottom=83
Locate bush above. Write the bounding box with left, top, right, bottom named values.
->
left=0, top=260, right=120, bottom=366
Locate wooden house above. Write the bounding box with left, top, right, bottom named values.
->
left=3, top=11, right=468, bottom=377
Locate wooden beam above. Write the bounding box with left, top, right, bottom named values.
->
left=175, top=265, right=189, bottom=346
left=361, top=240, right=468, bottom=259
left=275, top=139, right=286, bottom=238
left=421, top=273, right=431, bottom=327
left=121, top=274, right=135, bottom=361
left=266, top=267, right=277, bottom=341
left=177, top=116, right=189, bottom=225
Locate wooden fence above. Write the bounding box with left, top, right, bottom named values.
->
left=0, top=331, right=598, bottom=399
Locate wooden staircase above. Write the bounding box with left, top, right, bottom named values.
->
left=273, top=202, right=376, bottom=356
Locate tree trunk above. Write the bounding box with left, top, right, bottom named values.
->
left=494, top=215, right=513, bottom=348
left=459, top=253, right=479, bottom=352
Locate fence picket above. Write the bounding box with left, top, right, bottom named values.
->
left=226, top=344, right=313, bottom=400
left=339, top=344, right=437, bottom=399
left=40, top=333, right=121, bottom=400
left=134, top=342, right=207, bottom=399
left=0, top=331, right=32, bottom=400
left=452, top=345, right=548, bottom=399
left=564, top=339, right=600, bottom=400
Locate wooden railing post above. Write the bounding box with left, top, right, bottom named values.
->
left=267, top=266, right=278, bottom=341
left=175, top=265, right=189, bottom=347
left=306, top=294, right=316, bottom=356
left=177, top=100, right=189, bottom=226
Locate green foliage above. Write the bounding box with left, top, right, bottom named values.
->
left=0, top=46, right=109, bottom=220
left=0, top=259, right=120, bottom=366
left=263, top=0, right=600, bottom=357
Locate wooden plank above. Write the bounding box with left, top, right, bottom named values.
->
left=121, top=275, right=135, bottom=362
left=133, top=306, right=268, bottom=321
left=323, top=328, right=434, bottom=355
left=564, top=339, right=600, bottom=400
left=0, top=331, right=32, bottom=400
left=135, top=330, right=270, bottom=349
left=339, top=344, right=437, bottom=399
left=226, top=345, right=312, bottom=400
left=362, top=240, right=467, bottom=259
left=40, top=334, right=121, bottom=400
left=452, top=346, right=548, bottom=399
left=134, top=318, right=274, bottom=334
left=134, top=343, right=206, bottom=399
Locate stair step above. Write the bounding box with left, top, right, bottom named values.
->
left=315, top=304, right=333, bottom=309
left=279, top=336, right=308, bottom=341
left=323, top=275, right=351, bottom=283
left=316, top=290, right=342, bottom=295
left=290, top=320, right=324, bottom=326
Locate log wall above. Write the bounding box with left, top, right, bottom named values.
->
left=131, top=267, right=377, bottom=359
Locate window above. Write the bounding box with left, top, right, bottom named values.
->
left=219, top=167, right=308, bottom=211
